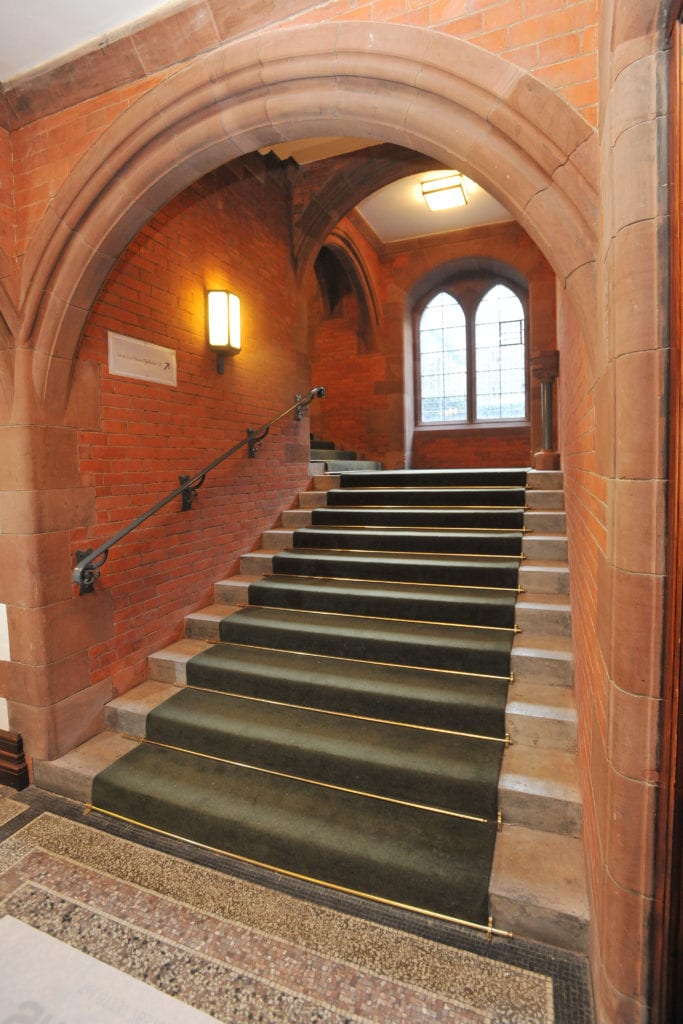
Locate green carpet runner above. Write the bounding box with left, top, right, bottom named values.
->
left=92, top=467, right=526, bottom=930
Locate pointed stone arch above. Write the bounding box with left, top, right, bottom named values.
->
left=17, top=21, right=597, bottom=412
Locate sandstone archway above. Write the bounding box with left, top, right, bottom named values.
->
left=17, top=21, right=597, bottom=412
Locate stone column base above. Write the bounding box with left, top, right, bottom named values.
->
left=533, top=449, right=560, bottom=470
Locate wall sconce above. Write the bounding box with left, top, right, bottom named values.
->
left=207, top=290, right=241, bottom=373
left=421, top=173, right=469, bottom=211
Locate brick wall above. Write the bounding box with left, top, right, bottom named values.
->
left=71, top=162, right=312, bottom=695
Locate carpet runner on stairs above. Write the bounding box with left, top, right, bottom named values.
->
left=92, top=467, right=526, bottom=931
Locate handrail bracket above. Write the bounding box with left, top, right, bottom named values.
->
left=74, top=548, right=109, bottom=596
left=179, top=473, right=205, bottom=511
left=247, top=426, right=270, bottom=458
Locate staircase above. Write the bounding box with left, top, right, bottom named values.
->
left=309, top=434, right=382, bottom=472
left=34, top=466, right=588, bottom=949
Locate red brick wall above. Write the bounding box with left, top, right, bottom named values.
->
left=412, top=426, right=531, bottom=468
left=72, top=163, right=311, bottom=695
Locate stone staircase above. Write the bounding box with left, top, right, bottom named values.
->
left=34, top=467, right=588, bottom=951
left=309, top=434, right=382, bottom=472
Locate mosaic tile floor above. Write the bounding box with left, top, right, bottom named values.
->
left=0, top=786, right=593, bottom=1024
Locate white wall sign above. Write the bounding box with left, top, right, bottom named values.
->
left=108, top=332, right=177, bottom=386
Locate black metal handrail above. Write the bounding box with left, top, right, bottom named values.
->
left=73, top=386, right=325, bottom=594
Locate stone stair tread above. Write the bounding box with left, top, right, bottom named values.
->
left=516, top=592, right=570, bottom=610
left=324, top=460, right=383, bottom=471
left=216, top=573, right=261, bottom=587
left=520, top=559, right=569, bottom=573
left=490, top=824, right=589, bottom=951
left=518, top=562, right=569, bottom=595
left=281, top=509, right=313, bottom=527
left=105, top=679, right=177, bottom=735
left=500, top=745, right=580, bottom=802
left=33, top=731, right=139, bottom=804
left=526, top=471, right=563, bottom=490
left=499, top=746, right=582, bottom=835
left=525, top=490, right=565, bottom=510
left=261, top=528, right=295, bottom=550
left=507, top=681, right=577, bottom=721
left=311, top=474, right=340, bottom=491
left=298, top=492, right=331, bottom=508
left=188, top=603, right=239, bottom=621
left=148, top=637, right=211, bottom=683
left=185, top=604, right=241, bottom=641
left=505, top=682, right=577, bottom=752
left=513, top=632, right=573, bottom=658
left=215, top=575, right=260, bottom=604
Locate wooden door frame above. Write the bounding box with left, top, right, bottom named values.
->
left=653, top=14, right=683, bottom=1024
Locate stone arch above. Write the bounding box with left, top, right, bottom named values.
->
left=317, top=228, right=382, bottom=353
left=18, top=21, right=597, bottom=411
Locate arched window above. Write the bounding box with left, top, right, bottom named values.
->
left=418, top=292, right=467, bottom=423
left=474, top=284, right=526, bottom=420
left=416, top=279, right=527, bottom=425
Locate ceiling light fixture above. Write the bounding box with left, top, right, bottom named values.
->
left=421, top=173, right=469, bottom=211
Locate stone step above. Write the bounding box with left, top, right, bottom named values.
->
left=104, top=679, right=177, bottom=736
left=298, top=491, right=330, bottom=509
left=523, top=533, right=568, bottom=560
left=324, top=459, right=383, bottom=472
left=148, top=637, right=210, bottom=684
left=33, top=730, right=139, bottom=805
left=261, top=528, right=294, bottom=551
left=526, top=470, right=563, bottom=491
left=490, top=823, right=589, bottom=952
left=515, top=593, right=571, bottom=636
left=310, top=449, right=357, bottom=460
left=524, top=509, right=566, bottom=533
left=240, top=550, right=275, bottom=574
left=505, top=682, right=577, bottom=751
left=281, top=508, right=313, bottom=528
left=512, top=633, right=574, bottom=687
left=499, top=745, right=582, bottom=836
left=215, top=574, right=259, bottom=605
left=184, top=603, right=237, bottom=642
left=525, top=489, right=565, bottom=510
left=519, top=560, right=569, bottom=594
left=148, top=638, right=210, bottom=684
left=311, top=474, right=340, bottom=492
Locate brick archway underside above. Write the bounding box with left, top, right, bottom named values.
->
left=9, top=21, right=597, bottom=415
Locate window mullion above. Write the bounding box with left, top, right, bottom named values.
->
left=466, top=315, right=475, bottom=423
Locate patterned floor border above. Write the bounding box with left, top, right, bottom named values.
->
left=0, top=787, right=594, bottom=1024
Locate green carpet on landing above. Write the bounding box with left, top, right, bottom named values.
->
left=92, top=466, right=526, bottom=928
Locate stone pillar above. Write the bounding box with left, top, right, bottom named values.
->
left=531, top=351, right=560, bottom=470
left=0, top=423, right=114, bottom=763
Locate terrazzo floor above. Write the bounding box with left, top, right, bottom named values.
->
left=0, top=785, right=593, bottom=1024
